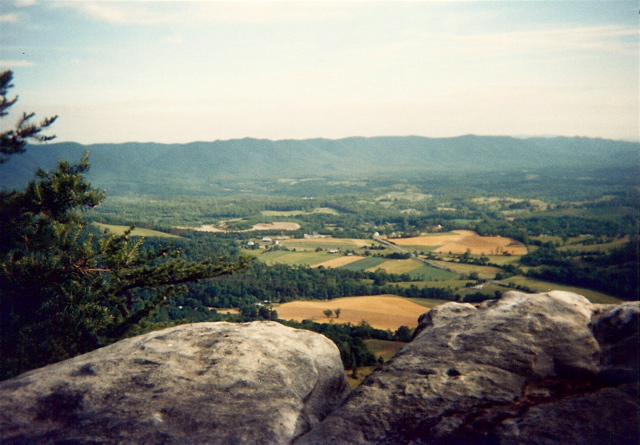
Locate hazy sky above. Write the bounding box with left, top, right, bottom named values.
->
left=1, top=0, right=638, bottom=143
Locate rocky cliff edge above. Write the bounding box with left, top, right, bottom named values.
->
left=297, top=291, right=639, bottom=444
left=0, top=291, right=638, bottom=444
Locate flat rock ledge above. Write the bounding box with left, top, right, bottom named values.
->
left=0, top=321, right=350, bottom=445
left=296, top=291, right=639, bottom=445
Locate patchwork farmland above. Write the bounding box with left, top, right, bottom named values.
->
left=274, top=295, right=431, bottom=330
left=389, top=230, right=527, bottom=255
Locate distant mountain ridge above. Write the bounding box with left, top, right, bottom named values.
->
left=1, top=135, right=637, bottom=195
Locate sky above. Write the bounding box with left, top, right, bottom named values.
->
left=0, top=0, right=638, bottom=144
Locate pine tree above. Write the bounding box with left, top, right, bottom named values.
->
left=0, top=70, right=57, bottom=164
left=0, top=70, right=249, bottom=379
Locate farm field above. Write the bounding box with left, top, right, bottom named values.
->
left=251, top=222, right=301, bottom=231
left=281, top=237, right=373, bottom=251
left=274, top=295, right=430, bottom=330
left=363, top=259, right=457, bottom=281
left=484, top=255, right=523, bottom=266
left=366, top=258, right=423, bottom=274
left=426, top=260, right=503, bottom=280
left=406, top=298, right=452, bottom=308
left=405, top=264, right=457, bottom=280
left=337, top=256, right=388, bottom=271
left=391, top=230, right=527, bottom=255
left=251, top=250, right=334, bottom=266
left=400, top=279, right=472, bottom=290
left=559, top=236, right=629, bottom=254
left=313, top=255, right=365, bottom=269
left=261, top=207, right=338, bottom=216
left=178, top=221, right=301, bottom=232
left=93, top=222, right=181, bottom=238
left=248, top=235, right=459, bottom=280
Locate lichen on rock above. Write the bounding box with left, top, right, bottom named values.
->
left=297, top=291, right=639, bottom=445
left=0, top=321, right=350, bottom=444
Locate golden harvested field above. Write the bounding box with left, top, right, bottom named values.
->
left=366, top=259, right=422, bottom=274
left=314, top=255, right=365, bottom=268
left=275, top=295, right=429, bottom=330
left=251, top=222, right=301, bottom=231
left=178, top=224, right=225, bottom=232
left=391, top=230, right=527, bottom=255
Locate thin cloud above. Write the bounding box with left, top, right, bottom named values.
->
left=60, top=1, right=359, bottom=25
left=368, top=24, right=638, bottom=69
left=0, top=14, right=18, bottom=22
left=464, top=25, right=638, bottom=56
left=0, top=60, right=36, bottom=67
left=15, top=0, right=37, bottom=7
left=77, top=3, right=127, bottom=24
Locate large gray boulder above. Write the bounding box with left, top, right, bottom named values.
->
left=0, top=321, right=349, bottom=444
left=297, top=291, right=639, bottom=444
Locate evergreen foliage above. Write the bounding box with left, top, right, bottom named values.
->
left=0, top=71, right=249, bottom=379
left=0, top=71, right=57, bottom=164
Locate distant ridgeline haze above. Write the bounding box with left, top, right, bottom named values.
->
left=2, top=136, right=638, bottom=196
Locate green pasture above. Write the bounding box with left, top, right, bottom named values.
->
left=426, top=260, right=502, bottom=280
left=485, top=255, right=523, bottom=265
left=406, top=298, right=451, bottom=308
left=559, top=237, right=629, bottom=254
left=367, top=259, right=456, bottom=280
left=280, top=238, right=369, bottom=251
left=406, top=264, right=457, bottom=281
left=256, top=250, right=333, bottom=266
left=338, top=256, right=388, bottom=271
left=502, top=276, right=622, bottom=304
left=93, top=222, right=181, bottom=238
left=398, top=280, right=471, bottom=290
left=371, top=259, right=423, bottom=274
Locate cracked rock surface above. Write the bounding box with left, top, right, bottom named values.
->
left=296, top=291, right=639, bottom=444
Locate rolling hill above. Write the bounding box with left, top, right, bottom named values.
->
left=1, top=135, right=637, bottom=195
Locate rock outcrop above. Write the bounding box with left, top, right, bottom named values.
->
left=0, top=321, right=349, bottom=444
left=1, top=291, right=637, bottom=445
left=297, top=291, right=639, bottom=444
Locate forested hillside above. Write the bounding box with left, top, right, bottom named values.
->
left=2, top=136, right=637, bottom=195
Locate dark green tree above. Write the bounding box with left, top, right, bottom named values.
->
left=0, top=70, right=57, bottom=164
left=0, top=70, right=249, bottom=379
